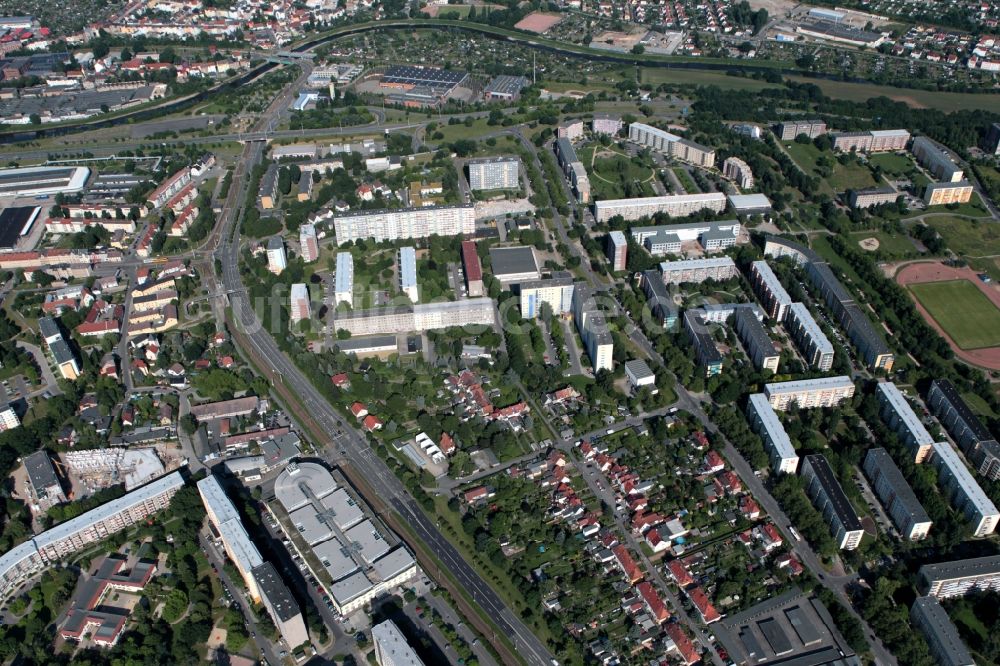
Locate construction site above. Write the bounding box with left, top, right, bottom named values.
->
left=58, top=446, right=182, bottom=498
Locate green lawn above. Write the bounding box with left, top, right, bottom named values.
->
left=783, top=76, right=1000, bottom=113
left=579, top=145, right=657, bottom=199
left=867, top=152, right=915, bottom=176
left=672, top=167, right=698, bottom=193
left=849, top=230, right=916, bottom=258
left=926, top=216, right=1000, bottom=257
left=828, top=161, right=879, bottom=191
left=909, top=280, right=1000, bottom=350
left=436, top=119, right=496, bottom=142
left=931, top=191, right=992, bottom=218
left=639, top=68, right=787, bottom=92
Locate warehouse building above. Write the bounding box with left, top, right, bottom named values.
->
left=624, top=359, right=656, bottom=391
left=467, top=157, right=519, bottom=191
left=627, top=123, right=716, bottom=167
left=801, top=454, right=864, bottom=550
left=910, top=597, right=975, bottom=666
left=659, top=257, right=738, bottom=285
left=331, top=204, right=475, bottom=245
left=334, top=252, right=354, bottom=308
left=727, top=193, right=772, bottom=216
left=460, top=240, right=483, bottom=297
left=746, top=393, right=799, bottom=474
left=928, top=379, right=1000, bottom=481
left=749, top=260, right=792, bottom=322
left=863, top=448, right=932, bottom=540
left=923, top=181, right=974, bottom=206
left=912, top=136, right=965, bottom=182
left=684, top=309, right=723, bottom=377
left=519, top=273, right=575, bottom=319
left=594, top=192, right=727, bottom=223
left=764, top=376, right=855, bottom=411
left=785, top=302, right=834, bottom=371
left=918, top=555, right=1000, bottom=599
left=776, top=119, right=827, bottom=141
left=483, top=75, right=529, bottom=101
left=876, top=382, right=935, bottom=463
left=333, top=299, right=495, bottom=337
left=0, top=165, right=90, bottom=199
left=489, top=246, right=540, bottom=284
left=930, top=441, right=999, bottom=537
left=735, top=308, right=779, bottom=373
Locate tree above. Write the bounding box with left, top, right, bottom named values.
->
left=180, top=413, right=198, bottom=435
left=28, top=114, right=40, bottom=125
left=631, top=44, right=645, bottom=55
left=161, top=588, right=188, bottom=623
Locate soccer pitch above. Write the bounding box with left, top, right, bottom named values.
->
left=909, top=280, right=1000, bottom=350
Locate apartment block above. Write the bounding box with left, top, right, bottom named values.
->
left=923, top=181, right=974, bottom=206
left=911, top=597, right=975, bottom=666
left=519, top=274, right=575, bottom=319
left=863, top=448, right=932, bottom=540
left=592, top=114, right=623, bottom=136
left=372, top=619, right=424, bottom=666
left=554, top=138, right=591, bottom=204
left=334, top=252, right=354, bottom=308
left=641, top=270, right=678, bottom=329
left=983, top=123, right=1000, bottom=155
left=253, top=562, right=309, bottom=650
left=912, top=136, right=965, bottom=182
left=572, top=286, right=614, bottom=372
left=776, top=119, right=826, bottom=141
left=631, top=221, right=740, bottom=255
left=606, top=230, right=627, bottom=272
left=198, top=475, right=264, bottom=602
left=764, top=376, right=855, bottom=411
left=594, top=193, right=727, bottom=223
left=735, top=308, right=779, bottom=373
left=831, top=129, right=910, bottom=153
left=659, top=257, right=738, bottom=285
left=848, top=187, right=898, bottom=209
left=39, top=316, right=80, bottom=381
left=801, top=454, right=865, bottom=550
left=398, top=247, right=418, bottom=303
left=267, top=237, right=287, bottom=274
left=931, top=441, right=999, bottom=537
left=289, top=283, right=309, bottom=323
left=749, top=260, right=792, bottom=321
left=684, top=309, right=723, bottom=377
left=299, top=223, right=319, bottom=263
left=928, top=379, right=1000, bottom=481
left=785, top=303, right=834, bottom=371
left=876, top=382, right=934, bottom=463
left=331, top=204, right=475, bottom=245
left=333, top=299, right=495, bottom=337
left=918, top=555, right=1000, bottom=598
left=746, top=393, right=799, bottom=474
left=460, top=240, right=483, bottom=297
left=723, top=157, right=754, bottom=189
left=628, top=122, right=716, bottom=167
left=467, top=157, right=519, bottom=191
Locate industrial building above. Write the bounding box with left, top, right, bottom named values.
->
left=627, top=122, right=716, bottom=167
left=735, top=308, right=779, bottom=373
left=863, top=448, right=932, bottom=540
left=658, top=257, right=738, bottom=285
left=267, top=237, right=287, bottom=274
left=0, top=165, right=90, bottom=199
left=333, top=335, right=400, bottom=357
left=918, top=555, right=1000, bottom=599
left=784, top=302, right=835, bottom=371
left=911, top=136, right=965, bottom=182
left=460, top=240, right=483, bottom=297
left=624, top=359, right=655, bottom=391
left=606, top=230, right=627, bottom=272
left=830, top=129, right=910, bottom=153
left=333, top=299, right=495, bottom=337
left=910, top=597, right=975, bottom=666
left=876, top=382, right=934, bottom=463
left=727, top=193, right=773, bottom=216
left=630, top=220, right=740, bottom=255
left=928, top=379, right=1000, bottom=481
left=848, top=187, right=898, bottom=209
left=684, top=309, right=723, bottom=376
left=518, top=273, right=575, bottom=318
left=0, top=471, right=184, bottom=600
left=594, top=193, right=728, bottom=223
left=801, top=454, right=864, bottom=550
left=749, top=260, right=792, bottom=322
left=764, top=376, right=855, bottom=411
left=290, top=283, right=309, bottom=323
left=0, top=206, right=39, bottom=250
left=722, top=157, right=753, bottom=189
left=923, top=181, right=974, bottom=206
left=335, top=252, right=354, bottom=308
left=489, top=246, right=540, bottom=284
left=272, top=462, right=418, bottom=615
left=398, top=247, right=418, bottom=303
left=573, top=286, right=614, bottom=372
left=930, top=441, right=999, bottom=537
left=372, top=619, right=425, bottom=665
left=467, top=157, right=519, bottom=191
left=331, top=204, right=475, bottom=245
left=746, top=393, right=799, bottom=474
left=483, top=75, right=529, bottom=101
left=776, top=119, right=827, bottom=141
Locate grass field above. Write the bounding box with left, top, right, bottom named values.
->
left=867, top=152, right=916, bottom=176
left=783, top=76, right=1000, bottom=113
left=828, top=161, right=879, bottom=191
left=909, top=280, right=1000, bottom=349
left=850, top=230, right=916, bottom=258
left=579, top=145, right=657, bottom=199
left=925, top=216, right=1000, bottom=257
left=640, top=68, right=787, bottom=92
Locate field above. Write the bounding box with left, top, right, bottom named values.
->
left=908, top=280, right=1000, bottom=350
left=828, top=162, right=879, bottom=191
left=849, top=230, right=916, bottom=258
left=925, top=216, right=1000, bottom=257
left=867, top=152, right=915, bottom=176
left=639, top=68, right=787, bottom=92
left=783, top=76, right=1000, bottom=113
left=578, top=145, right=657, bottom=199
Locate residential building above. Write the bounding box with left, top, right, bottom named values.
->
left=606, top=231, right=627, bottom=272
left=518, top=274, right=575, bottom=318
left=198, top=475, right=264, bottom=602
left=489, top=246, right=540, bottom=284
left=684, top=309, right=723, bottom=376
left=735, top=308, right=779, bottom=373
left=0, top=406, right=19, bottom=431
left=831, top=129, right=910, bottom=153
left=785, top=302, right=834, bottom=371
left=776, top=119, right=826, bottom=141
left=732, top=124, right=762, bottom=140
left=910, top=597, right=975, bottom=666
left=631, top=220, right=741, bottom=255
left=147, top=167, right=191, bottom=208
left=398, top=247, right=418, bottom=303
left=863, top=448, right=932, bottom=540
left=912, top=136, right=965, bottom=182
left=723, top=157, right=754, bottom=189
left=764, top=376, right=855, bottom=411
left=641, top=270, right=678, bottom=329
left=372, top=619, right=424, bottom=666
left=335, top=252, right=354, bottom=308
left=253, top=562, right=309, bottom=648
left=801, top=455, right=865, bottom=550
left=333, top=299, right=495, bottom=336
left=299, top=223, right=319, bottom=263
left=659, top=257, right=738, bottom=285
left=876, top=382, right=935, bottom=463
left=746, top=393, right=799, bottom=474
left=627, top=123, right=716, bottom=167
left=928, top=379, right=1000, bottom=481
left=848, top=187, right=898, bottom=209
left=190, top=396, right=260, bottom=421
left=983, top=123, right=1000, bottom=155
left=573, top=286, right=614, bottom=372
left=60, top=556, right=156, bottom=647
left=39, top=316, right=80, bottom=380
left=0, top=472, right=184, bottom=599
left=461, top=240, right=483, bottom=297
left=594, top=193, right=727, bottom=223
left=467, top=157, right=519, bottom=190
left=918, top=555, right=1000, bottom=598
left=259, top=165, right=279, bottom=209
left=266, top=237, right=287, bottom=274
left=749, top=260, right=792, bottom=321
left=592, top=114, right=623, bottom=136
left=290, top=283, right=309, bottom=323
left=554, top=138, right=590, bottom=203
left=23, top=450, right=67, bottom=507
left=624, top=359, right=655, bottom=390
left=330, top=205, right=475, bottom=245
left=924, top=181, right=974, bottom=206
left=930, top=442, right=999, bottom=537
left=556, top=119, right=584, bottom=140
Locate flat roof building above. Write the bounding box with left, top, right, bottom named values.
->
left=848, top=187, right=898, bottom=209
left=607, top=230, right=627, bottom=272
left=0, top=165, right=90, bottom=198
left=928, top=379, right=1000, bottom=481
left=911, top=597, right=975, bottom=666
left=776, top=120, right=827, bottom=141
left=746, top=393, right=799, bottom=474
left=594, top=193, right=727, bottom=223
left=518, top=273, right=575, bottom=319
left=372, top=619, right=425, bottom=666
left=749, top=261, right=792, bottom=322
left=863, top=448, right=932, bottom=541
left=572, top=286, right=614, bottom=372
left=290, top=283, right=309, bottom=324
left=912, top=136, right=964, bottom=183
left=728, top=193, right=772, bottom=215
left=876, top=382, right=934, bottom=463
left=659, top=257, right=738, bottom=285
left=489, top=246, right=540, bottom=284
left=331, top=204, right=475, bottom=245
left=764, top=377, right=855, bottom=411
left=624, top=358, right=656, bottom=390
left=785, top=302, right=834, bottom=371
left=632, top=220, right=740, bottom=255
left=398, top=247, right=418, bottom=303
left=641, top=270, right=678, bottom=329
left=924, top=181, right=974, bottom=206
left=628, top=122, right=716, bottom=168
left=467, top=157, right=519, bottom=191
left=198, top=475, right=265, bottom=602
left=460, top=240, right=483, bottom=297
left=22, top=450, right=67, bottom=508
left=801, top=454, right=864, bottom=550
left=253, top=562, right=309, bottom=648
left=930, top=442, right=999, bottom=537
left=918, top=555, right=1000, bottom=599
left=735, top=308, right=779, bottom=373
left=483, top=75, right=529, bottom=101
left=333, top=299, right=495, bottom=337
left=335, top=252, right=354, bottom=308
left=684, top=309, right=723, bottom=377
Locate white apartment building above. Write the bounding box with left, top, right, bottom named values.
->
left=764, top=376, right=855, bottom=411
left=267, top=237, right=287, bottom=274
left=198, top=475, right=264, bottom=602
left=627, top=122, right=716, bottom=168
left=594, top=193, right=727, bottom=223
left=398, top=247, right=419, bottom=303
left=931, top=442, right=1000, bottom=537
left=290, top=283, right=309, bottom=323
left=519, top=275, right=575, bottom=318
left=0, top=406, right=20, bottom=431
left=785, top=302, right=835, bottom=371
left=300, top=223, right=319, bottom=263
left=912, top=136, right=965, bottom=182
left=334, top=252, right=354, bottom=308
left=331, top=205, right=475, bottom=245
left=372, top=619, right=425, bottom=666
left=723, top=157, right=754, bottom=189
left=749, top=261, right=792, bottom=322
left=333, top=299, right=495, bottom=337
left=467, top=157, right=520, bottom=190
left=746, top=393, right=799, bottom=474
left=876, top=382, right=935, bottom=463
left=659, top=257, right=738, bottom=285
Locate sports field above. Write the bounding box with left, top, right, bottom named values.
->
left=908, top=280, right=1000, bottom=350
